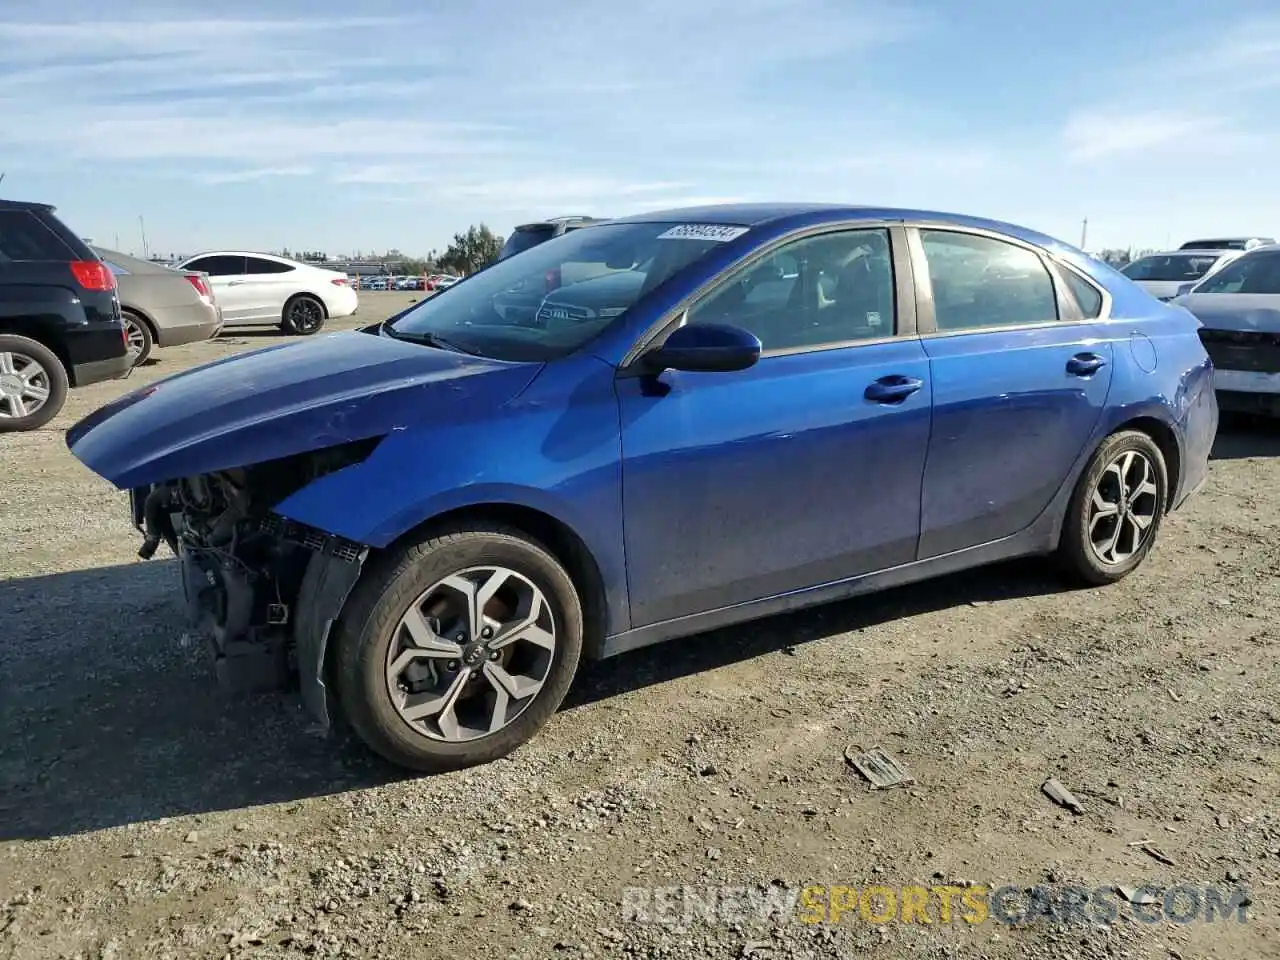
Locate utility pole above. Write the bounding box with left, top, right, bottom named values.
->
left=114, top=232, right=119, bottom=249
left=138, top=216, right=150, bottom=259
left=1080, top=217, right=1088, bottom=250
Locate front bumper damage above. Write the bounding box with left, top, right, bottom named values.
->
left=131, top=486, right=367, bottom=729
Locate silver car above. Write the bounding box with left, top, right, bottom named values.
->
left=1173, top=244, right=1280, bottom=416
left=1120, top=249, right=1242, bottom=301
left=94, top=247, right=221, bottom=365
left=1178, top=236, right=1274, bottom=252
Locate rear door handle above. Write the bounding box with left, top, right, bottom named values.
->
left=227, top=279, right=246, bottom=286
left=865, top=375, right=924, bottom=403
left=1066, top=352, right=1107, bottom=376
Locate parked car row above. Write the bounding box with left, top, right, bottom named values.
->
left=0, top=197, right=371, bottom=430
left=353, top=274, right=461, bottom=292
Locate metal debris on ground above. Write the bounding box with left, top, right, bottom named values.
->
left=1115, top=885, right=1159, bottom=905
left=1140, top=844, right=1176, bottom=866
left=845, top=745, right=915, bottom=789
left=1041, top=778, right=1084, bottom=814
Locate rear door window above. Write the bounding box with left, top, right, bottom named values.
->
left=244, top=257, right=295, bottom=274
left=919, top=230, right=1059, bottom=331
left=0, top=210, right=76, bottom=261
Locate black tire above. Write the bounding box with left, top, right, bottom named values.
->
left=281, top=294, right=326, bottom=335
left=0, top=334, right=68, bottom=433
left=121, top=309, right=154, bottom=365
left=332, top=522, right=584, bottom=772
left=1058, top=429, right=1168, bottom=586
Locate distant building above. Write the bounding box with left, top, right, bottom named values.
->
left=320, top=259, right=418, bottom=277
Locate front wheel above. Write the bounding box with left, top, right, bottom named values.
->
left=1058, top=429, right=1168, bottom=585
left=332, top=523, right=583, bottom=772
left=281, top=294, right=326, bottom=335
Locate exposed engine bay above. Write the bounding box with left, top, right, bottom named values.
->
left=129, top=440, right=379, bottom=725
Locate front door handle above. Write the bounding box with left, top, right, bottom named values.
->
left=865, top=375, right=924, bottom=403
left=1066, top=352, right=1108, bottom=376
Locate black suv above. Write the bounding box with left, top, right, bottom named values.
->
left=0, top=199, right=130, bottom=432
left=495, top=215, right=608, bottom=261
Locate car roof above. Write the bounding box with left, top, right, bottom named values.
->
left=1135, top=249, right=1239, bottom=258
left=0, top=198, right=55, bottom=213
left=1229, top=242, right=1280, bottom=255
left=183, top=250, right=309, bottom=263
left=607, top=202, right=1070, bottom=249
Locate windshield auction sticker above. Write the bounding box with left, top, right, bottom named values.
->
left=657, top=224, right=750, bottom=242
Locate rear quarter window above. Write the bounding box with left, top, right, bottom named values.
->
left=0, top=210, right=76, bottom=261
left=1062, top=269, right=1104, bottom=318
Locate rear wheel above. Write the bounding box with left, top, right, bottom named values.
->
left=332, top=523, right=583, bottom=772
left=1058, top=429, right=1168, bottom=585
left=0, top=334, right=67, bottom=432
left=281, top=294, right=326, bottom=335
left=122, top=310, right=153, bottom=365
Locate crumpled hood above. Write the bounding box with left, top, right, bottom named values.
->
left=67, top=329, right=541, bottom=489
left=1176, top=293, right=1280, bottom=333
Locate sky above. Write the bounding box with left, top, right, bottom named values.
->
left=1, top=0, right=1277, bottom=257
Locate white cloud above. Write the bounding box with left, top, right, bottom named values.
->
left=193, top=166, right=314, bottom=185
left=1120, top=16, right=1280, bottom=94
left=1064, top=14, right=1280, bottom=164
left=0, top=1, right=937, bottom=221
left=1061, top=109, right=1226, bottom=162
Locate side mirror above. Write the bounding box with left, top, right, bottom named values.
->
left=644, top=322, right=761, bottom=374
left=1175, top=282, right=1196, bottom=298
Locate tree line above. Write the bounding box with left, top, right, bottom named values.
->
left=279, top=225, right=505, bottom=277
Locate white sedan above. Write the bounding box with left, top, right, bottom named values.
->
left=174, top=251, right=358, bottom=335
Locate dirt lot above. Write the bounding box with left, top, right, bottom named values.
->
left=3, top=291, right=1280, bottom=960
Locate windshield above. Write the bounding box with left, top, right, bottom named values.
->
left=1121, top=254, right=1221, bottom=282
left=1190, top=250, right=1280, bottom=295
left=386, top=221, right=741, bottom=361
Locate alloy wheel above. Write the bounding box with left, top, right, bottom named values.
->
left=384, top=566, right=557, bottom=742
left=0, top=351, right=53, bottom=420
left=1088, top=450, right=1159, bottom=565
left=124, top=317, right=147, bottom=361
left=291, top=298, right=323, bottom=333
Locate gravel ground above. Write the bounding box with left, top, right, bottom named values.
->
left=3, top=291, right=1280, bottom=960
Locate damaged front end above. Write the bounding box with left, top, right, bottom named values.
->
left=130, top=440, right=378, bottom=728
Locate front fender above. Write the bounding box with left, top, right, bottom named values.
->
left=272, top=354, right=631, bottom=633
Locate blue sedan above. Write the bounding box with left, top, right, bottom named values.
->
left=66, top=203, right=1218, bottom=771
